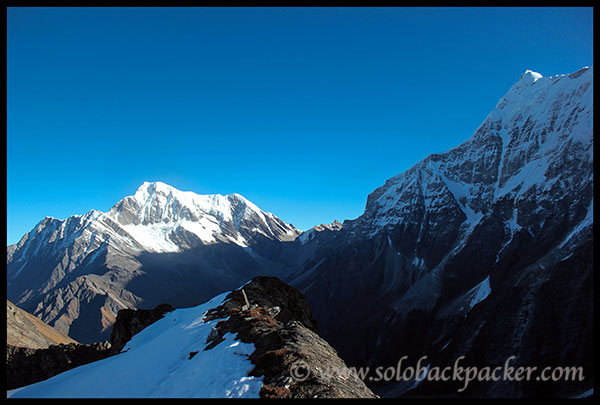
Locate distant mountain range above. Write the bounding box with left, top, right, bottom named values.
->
left=7, top=66, right=593, bottom=397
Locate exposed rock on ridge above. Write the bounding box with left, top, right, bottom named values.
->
left=203, top=276, right=377, bottom=398
left=8, top=277, right=376, bottom=398
left=109, top=303, right=175, bottom=354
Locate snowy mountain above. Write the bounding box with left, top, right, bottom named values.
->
left=108, top=181, right=299, bottom=252
left=7, top=182, right=300, bottom=343
left=8, top=277, right=376, bottom=398
left=9, top=181, right=298, bottom=258
left=297, top=220, right=343, bottom=244
left=355, top=67, right=592, bottom=237
left=288, top=67, right=593, bottom=397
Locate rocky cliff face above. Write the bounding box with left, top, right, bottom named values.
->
left=7, top=182, right=300, bottom=343
left=288, top=67, right=593, bottom=397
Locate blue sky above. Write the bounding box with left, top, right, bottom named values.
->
left=7, top=7, right=593, bottom=244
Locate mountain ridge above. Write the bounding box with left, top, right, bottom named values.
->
left=289, top=66, right=593, bottom=397
left=7, top=183, right=301, bottom=343
left=8, top=277, right=377, bottom=398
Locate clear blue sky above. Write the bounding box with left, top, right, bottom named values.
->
left=7, top=7, right=593, bottom=244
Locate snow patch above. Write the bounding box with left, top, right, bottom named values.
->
left=468, top=276, right=491, bottom=309
left=558, top=199, right=593, bottom=249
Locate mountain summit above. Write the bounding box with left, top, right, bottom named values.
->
left=289, top=66, right=593, bottom=397
left=354, top=66, right=592, bottom=235
left=7, top=183, right=300, bottom=343
left=108, top=181, right=299, bottom=252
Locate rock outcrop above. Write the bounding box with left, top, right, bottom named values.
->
left=203, top=276, right=377, bottom=398
left=109, top=303, right=175, bottom=354
left=6, top=302, right=174, bottom=391
left=6, top=342, right=112, bottom=390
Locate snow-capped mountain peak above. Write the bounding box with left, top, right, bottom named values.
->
left=92, top=182, right=299, bottom=252
left=357, top=66, right=593, bottom=235
left=518, top=69, right=543, bottom=83
left=7, top=182, right=302, bottom=342
left=292, top=68, right=593, bottom=398
left=8, top=182, right=300, bottom=287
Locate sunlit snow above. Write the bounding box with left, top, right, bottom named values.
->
left=7, top=291, right=263, bottom=398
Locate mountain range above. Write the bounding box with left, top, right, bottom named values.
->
left=6, top=66, right=594, bottom=397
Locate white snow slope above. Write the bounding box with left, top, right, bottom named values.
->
left=7, top=290, right=263, bottom=398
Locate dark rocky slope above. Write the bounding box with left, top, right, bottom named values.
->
left=109, top=303, right=174, bottom=354
left=6, top=302, right=175, bottom=391
left=6, top=342, right=112, bottom=391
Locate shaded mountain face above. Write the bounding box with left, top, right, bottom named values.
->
left=7, top=300, right=78, bottom=349
left=7, top=182, right=300, bottom=343
left=8, top=277, right=376, bottom=399
left=297, top=220, right=343, bottom=244
left=288, top=67, right=593, bottom=397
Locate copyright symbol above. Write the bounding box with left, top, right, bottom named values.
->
left=289, top=360, right=311, bottom=382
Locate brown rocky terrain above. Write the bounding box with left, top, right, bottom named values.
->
left=203, top=276, right=377, bottom=398
left=7, top=299, right=78, bottom=349
left=6, top=301, right=175, bottom=391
